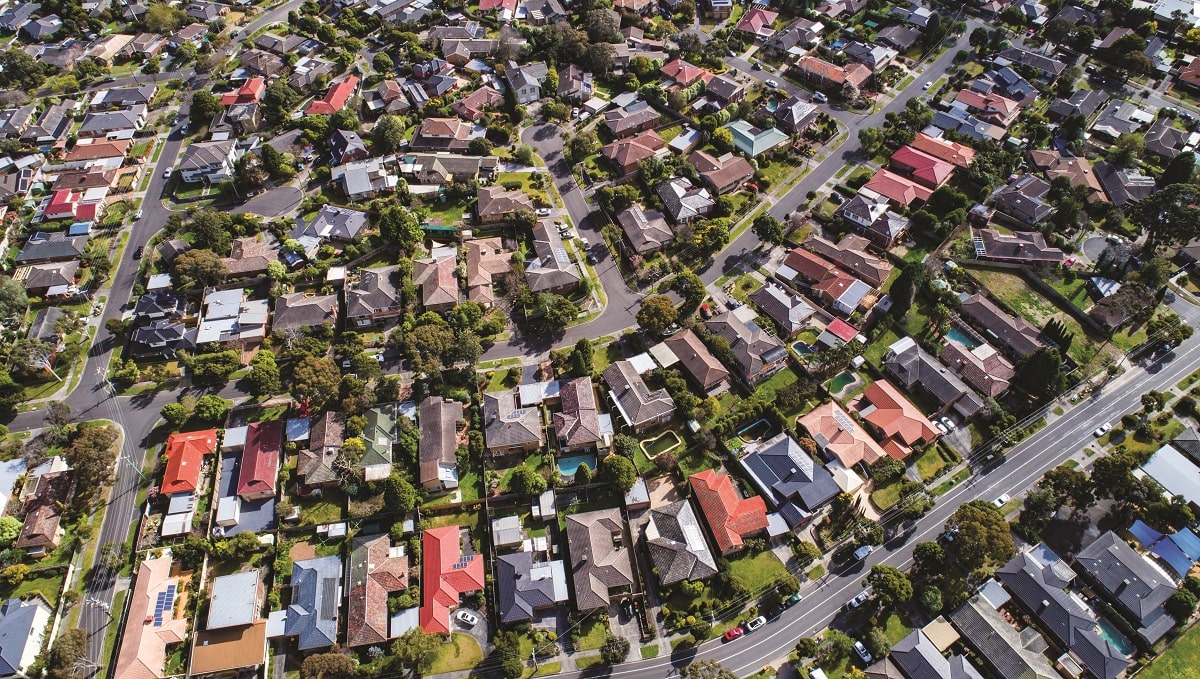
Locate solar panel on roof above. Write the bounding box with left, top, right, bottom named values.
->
left=320, top=578, right=338, bottom=620
left=553, top=247, right=569, bottom=264
left=833, top=410, right=855, bottom=433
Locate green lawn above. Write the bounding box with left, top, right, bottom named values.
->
left=421, top=197, right=471, bottom=226
left=297, top=488, right=345, bottom=525
left=932, top=467, right=972, bottom=495
left=640, top=645, right=661, bottom=659
left=729, top=273, right=760, bottom=303
left=575, top=656, right=606, bottom=670
left=871, top=479, right=902, bottom=510
left=574, top=616, right=609, bottom=651
left=429, top=633, right=483, bottom=674
left=881, top=611, right=913, bottom=644
left=914, top=446, right=948, bottom=481
left=1100, top=420, right=1186, bottom=457
left=6, top=571, right=65, bottom=606
left=727, top=549, right=789, bottom=588
left=1140, top=618, right=1200, bottom=679
left=753, top=367, right=802, bottom=404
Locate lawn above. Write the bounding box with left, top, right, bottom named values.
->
left=881, top=611, right=913, bottom=644
left=5, top=571, right=65, bottom=606
left=753, top=366, right=801, bottom=404
left=678, top=446, right=720, bottom=477
left=871, top=479, right=902, bottom=510
left=1180, top=368, right=1200, bottom=392
left=729, top=273, right=760, bottom=303
left=421, top=197, right=471, bottom=226
left=297, top=488, right=345, bottom=525
left=640, top=645, right=660, bottom=659
left=932, top=467, right=972, bottom=495
left=1140, top=617, right=1200, bottom=679
left=864, top=327, right=903, bottom=368
left=727, top=549, right=789, bottom=589
left=429, top=633, right=483, bottom=674
left=914, top=446, right=948, bottom=481
left=1100, top=419, right=1186, bottom=457
left=574, top=616, right=609, bottom=651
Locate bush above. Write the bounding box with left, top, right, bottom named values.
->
left=600, top=635, right=630, bottom=664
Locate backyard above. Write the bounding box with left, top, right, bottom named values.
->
left=1140, top=618, right=1200, bottom=679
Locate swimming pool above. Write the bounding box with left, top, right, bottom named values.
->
left=1096, top=617, right=1135, bottom=657
left=558, top=453, right=598, bottom=477
left=791, top=341, right=814, bottom=355
left=765, top=100, right=779, bottom=112
left=945, top=327, right=980, bottom=349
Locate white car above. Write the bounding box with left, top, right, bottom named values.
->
left=743, top=616, right=766, bottom=633
left=993, top=494, right=1012, bottom=509
left=854, top=641, right=873, bottom=664
left=765, top=79, right=779, bottom=88
left=940, top=416, right=957, bottom=431
left=536, top=208, right=552, bottom=217
left=455, top=610, right=478, bottom=627
left=134, top=209, right=143, bottom=220
left=1093, top=422, right=1112, bottom=437
left=163, top=168, right=172, bottom=179
left=934, top=421, right=948, bottom=435
left=923, top=81, right=933, bottom=90
left=848, top=591, right=870, bottom=608
left=571, top=107, right=580, bottom=118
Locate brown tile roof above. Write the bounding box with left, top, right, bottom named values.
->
left=465, top=237, right=512, bottom=305
left=566, top=508, right=636, bottom=610
left=689, top=469, right=767, bottom=553
left=64, top=139, right=129, bottom=161
left=861, top=380, right=938, bottom=451
left=908, top=132, right=975, bottom=168
left=553, top=377, right=602, bottom=447
left=412, top=254, right=460, bottom=309
left=689, top=149, right=755, bottom=194
left=659, top=58, right=709, bottom=86
left=419, top=396, right=465, bottom=487
left=664, top=329, right=729, bottom=391
left=483, top=389, right=544, bottom=450
left=476, top=185, right=534, bottom=218
left=451, top=85, right=504, bottom=121
left=938, top=340, right=1015, bottom=398
left=116, top=556, right=188, bottom=679
left=189, top=621, right=267, bottom=675
left=599, top=129, right=665, bottom=174
left=1029, top=149, right=1106, bottom=202
left=961, top=293, right=1042, bottom=357
left=798, top=401, right=889, bottom=467
left=298, top=411, right=344, bottom=486
left=222, top=237, right=277, bottom=277
left=796, top=56, right=870, bottom=87
left=14, top=470, right=72, bottom=550
left=346, top=534, right=410, bottom=647
left=803, top=233, right=893, bottom=287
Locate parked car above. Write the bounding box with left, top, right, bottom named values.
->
left=1093, top=422, right=1112, bottom=437
left=132, top=245, right=144, bottom=259
left=134, top=209, right=143, bottom=220
left=812, top=92, right=828, bottom=103
left=934, top=421, right=948, bottom=435
left=830, top=191, right=845, bottom=204
left=571, top=107, right=580, bottom=118
left=752, top=61, right=763, bottom=70
left=848, top=591, right=870, bottom=608
left=993, top=493, right=1012, bottom=509
left=853, top=544, right=873, bottom=561
left=455, top=610, right=478, bottom=627
left=854, top=641, right=873, bottom=664
left=765, top=79, right=779, bottom=88
left=923, top=81, right=932, bottom=90
left=744, top=616, right=766, bottom=633
left=724, top=626, right=745, bottom=641
left=586, top=252, right=598, bottom=264
left=621, top=599, right=635, bottom=619
left=781, top=592, right=803, bottom=608
left=163, top=168, right=173, bottom=179
left=536, top=207, right=552, bottom=217
left=940, top=416, right=957, bottom=431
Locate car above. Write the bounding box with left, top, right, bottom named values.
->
left=571, top=107, right=580, bottom=118
left=746, top=181, right=761, bottom=192
left=455, top=610, right=478, bottom=627
left=765, top=79, right=779, bottom=88
left=580, top=237, right=590, bottom=248
left=744, top=616, right=766, bottom=633
left=163, top=168, right=172, bottom=179
left=923, top=81, right=932, bottom=90
left=812, top=92, right=828, bottom=103
left=579, top=111, right=591, bottom=121
left=751, top=61, right=763, bottom=70
left=1026, top=27, right=1036, bottom=36
left=728, top=50, right=737, bottom=57
left=134, top=209, right=143, bottom=220
left=181, top=123, right=189, bottom=133
left=341, top=359, right=352, bottom=368
left=536, top=208, right=552, bottom=217
left=993, top=493, right=1012, bottom=509
left=853, top=544, right=874, bottom=561
left=848, top=591, right=870, bottom=609
left=724, top=626, right=745, bottom=641
left=941, top=525, right=959, bottom=542
left=1094, top=422, right=1112, bottom=437
left=586, top=252, right=598, bottom=264
left=854, top=641, right=873, bottom=664
left=830, top=191, right=845, bottom=204
left=133, top=245, right=144, bottom=259
left=934, top=421, right=948, bottom=435
left=621, top=599, right=635, bottom=618
left=940, top=416, right=957, bottom=431
left=781, top=592, right=803, bottom=609
left=374, top=353, right=385, bottom=363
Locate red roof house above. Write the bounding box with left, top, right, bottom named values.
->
left=953, top=89, right=1020, bottom=127
left=735, top=8, right=779, bottom=38
left=690, top=469, right=768, bottom=555
left=219, top=77, right=266, bottom=106
left=889, top=146, right=955, bottom=188
left=861, top=169, right=933, bottom=206
left=161, top=429, right=218, bottom=496
left=236, top=420, right=282, bottom=500
left=861, top=380, right=938, bottom=458
left=420, top=526, right=485, bottom=635
left=305, top=76, right=360, bottom=116
left=908, top=132, right=975, bottom=168
left=659, top=58, right=711, bottom=88
left=44, top=189, right=103, bottom=222
left=825, top=318, right=859, bottom=343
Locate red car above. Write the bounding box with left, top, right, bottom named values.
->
left=724, top=626, right=745, bottom=641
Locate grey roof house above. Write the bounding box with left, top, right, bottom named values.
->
left=883, top=336, right=986, bottom=419
left=1075, top=531, right=1177, bottom=644
left=0, top=597, right=51, bottom=677
left=566, top=509, right=635, bottom=611
left=947, top=593, right=1059, bottom=679
left=705, top=311, right=787, bottom=386
left=887, top=629, right=984, bottom=679
left=748, top=283, right=815, bottom=338
left=284, top=556, right=343, bottom=651
left=497, top=552, right=568, bottom=623
left=740, top=432, right=839, bottom=527
left=602, top=360, right=675, bottom=434
left=272, top=293, right=338, bottom=332
left=645, top=500, right=718, bottom=586
left=483, top=389, right=545, bottom=455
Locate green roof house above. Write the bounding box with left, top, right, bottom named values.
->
left=362, top=404, right=397, bottom=481
left=724, top=119, right=790, bottom=157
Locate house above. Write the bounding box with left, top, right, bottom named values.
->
left=346, top=266, right=403, bottom=326
left=526, top=220, right=582, bottom=294
left=219, top=78, right=266, bottom=107
left=725, top=119, right=790, bottom=158
left=558, top=64, right=594, bottom=102
left=908, top=132, right=975, bottom=168
left=15, top=236, right=86, bottom=265
left=522, top=0, right=567, bottom=24
left=888, top=629, right=984, bottom=679
left=974, top=68, right=1040, bottom=104
left=179, top=140, right=239, bottom=184
left=998, top=547, right=1131, bottom=679
left=884, top=336, right=986, bottom=420
left=890, top=146, right=955, bottom=188
left=604, top=101, right=661, bottom=138
left=206, top=571, right=262, bottom=631
left=976, top=228, right=1065, bottom=265
left=296, top=205, right=370, bottom=246
left=273, top=293, right=337, bottom=333
left=346, top=534, right=409, bottom=647
left=961, top=293, right=1043, bottom=358
left=297, top=411, right=344, bottom=489
left=412, top=251, right=460, bottom=312
left=0, top=106, right=35, bottom=140
left=27, top=308, right=64, bottom=347
left=43, top=187, right=106, bottom=222
left=417, top=396, right=464, bottom=493
left=0, top=3, right=38, bottom=33
left=615, top=204, right=674, bottom=254
left=22, top=14, right=61, bottom=40
left=190, top=620, right=268, bottom=679
left=89, top=85, right=156, bottom=110
left=804, top=234, right=892, bottom=287
left=566, top=509, right=635, bottom=611
left=161, top=430, right=218, bottom=497
left=690, top=469, right=768, bottom=555
left=421, top=526, right=485, bottom=633
left=862, top=169, right=933, bottom=207
left=1047, top=89, right=1106, bottom=121
left=1094, top=161, right=1155, bottom=207
left=859, top=379, right=939, bottom=459
left=1091, top=101, right=1150, bottom=140
left=253, top=32, right=308, bottom=54
left=1141, top=444, right=1200, bottom=513
left=706, top=311, right=787, bottom=385
left=814, top=0, right=866, bottom=18
left=505, top=60, right=548, bottom=105
left=876, top=24, right=921, bottom=50
left=305, top=76, right=359, bottom=116
left=947, top=593, right=1058, bottom=679
left=496, top=552, right=569, bottom=623
left=22, top=100, right=74, bottom=147
left=465, top=238, right=511, bottom=306
left=812, top=270, right=872, bottom=316
left=239, top=49, right=285, bottom=78
left=932, top=105, right=1006, bottom=142
left=762, top=18, right=823, bottom=57
left=333, top=157, right=399, bottom=199
left=1076, top=531, right=1177, bottom=644
left=185, top=1, right=226, bottom=21
left=554, top=377, right=603, bottom=453
left=441, top=39, right=501, bottom=67
left=735, top=8, right=778, bottom=39
left=660, top=58, right=710, bottom=88
left=237, top=421, right=282, bottom=500
left=0, top=598, right=52, bottom=678
left=362, top=405, right=397, bottom=482
left=220, top=237, right=277, bottom=279
left=1029, top=150, right=1106, bottom=203
left=646, top=499, right=719, bottom=586
left=328, top=129, right=369, bottom=166
left=477, top=185, right=534, bottom=224
left=599, top=129, right=666, bottom=177
left=707, top=0, right=733, bottom=19
left=664, top=330, right=729, bottom=392
left=798, top=401, right=889, bottom=468
left=363, top=80, right=410, bottom=117
left=939, top=337, right=1015, bottom=399
left=991, top=175, right=1053, bottom=226
left=114, top=556, right=187, bottom=679
left=656, top=176, right=714, bottom=224
left=14, top=469, right=71, bottom=555
left=749, top=283, right=815, bottom=338
left=410, top=117, right=474, bottom=152
left=844, top=41, right=898, bottom=71
left=285, top=556, right=342, bottom=650
left=451, top=85, right=504, bottom=121
left=995, top=47, right=1066, bottom=81
left=741, top=432, right=840, bottom=526
left=793, top=56, right=870, bottom=92
left=603, top=360, right=675, bottom=433
left=483, top=389, right=545, bottom=456
left=15, top=261, right=78, bottom=297
left=130, top=320, right=189, bottom=359
left=1144, top=116, right=1189, bottom=160
left=168, top=23, right=207, bottom=51
left=64, top=139, right=129, bottom=168
left=772, top=96, right=819, bottom=134
left=688, top=149, right=754, bottom=196
left=399, top=154, right=498, bottom=185
left=835, top=194, right=909, bottom=249
left=953, top=89, right=1021, bottom=128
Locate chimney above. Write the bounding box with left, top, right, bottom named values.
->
left=1039, top=599, right=1051, bottom=613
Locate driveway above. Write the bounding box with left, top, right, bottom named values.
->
left=452, top=606, right=491, bottom=655
left=1081, top=235, right=1114, bottom=264
left=237, top=186, right=303, bottom=217
left=608, top=599, right=642, bottom=651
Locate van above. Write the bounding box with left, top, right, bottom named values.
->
left=853, top=544, right=873, bottom=561
left=812, top=92, right=828, bottom=104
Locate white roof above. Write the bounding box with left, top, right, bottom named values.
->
left=161, top=511, right=193, bottom=536
left=978, top=579, right=1011, bottom=609
left=627, top=352, right=657, bottom=375
left=266, top=609, right=289, bottom=638
left=216, top=495, right=240, bottom=525
left=208, top=571, right=260, bottom=629
left=0, top=458, right=26, bottom=516
left=223, top=426, right=248, bottom=449
left=519, top=380, right=561, bottom=406
left=146, top=273, right=172, bottom=290
left=389, top=607, right=421, bottom=639
left=1142, top=444, right=1200, bottom=505
left=647, top=342, right=679, bottom=368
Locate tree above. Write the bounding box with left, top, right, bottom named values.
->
left=0, top=278, right=27, bottom=321
left=379, top=205, right=422, bottom=248
left=145, top=2, right=186, bottom=31
left=969, top=26, right=990, bottom=50
left=680, top=660, right=737, bottom=679
left=371, top=114, right=406, bottom=154
left=1016, top=347, right=1063, bottom=399
left=263, top=80, right=301, bottom=126
left=866, top=564, right=913, bottom=606
left=919, top=585, right=943, bottom=614
left=576, top=462, right=592, bottom=484
left=945, top=500, right=1015, bottom=571
left=1166, top=589, right=1198, bottom=623
left=44, top=628, right=87, bottom=679
left=0, top=516, right=20, bottom=548
left=291, top=357, right=340, bottom=411
left=194, top=395, right=229, bottom=423
left=247, top=350, right=281, bottom=396
left=636, top=295, right=678, bottom=336
left=300, top=653, right=356, bottom=679
left=392, top=628, right=440, bottom=675
left=383, top=472, right=418, bottom=513
left=600, top=454, right=637, bottom=492
left=173, top=249, right=229, bottom=288
left=1132, top=183, right=1200, bottom=252
left=541, top=294, right=578, bottom=330
left=372, top=52, right=394, bottom=74
left=1161, top=150, right=1196, bottom=187
left=599, top=635, right=630, bottom=664
left=1107, top=133, right=1145, bottom=167
left=161, top=402, right=190, bottom=428
left=1040, top=465, right=1095, bottom=510
left=752, top=213, right=784, bottom=244
left=864, top=627, right=892, bottom=659
left=64, top=426, right=120, bottom=496
left=570, top=338, right=593, bottom=376
left=190, top=90, right=222, bottom=125
left=565, top=129, right=599, bottom=162
left=672, top=268, right=706, bottom=317
left=187, top=351, right=240, bottom=384
left=510, top=466, right=548, bottom=497
left=824, top=630, right=855, bottom=660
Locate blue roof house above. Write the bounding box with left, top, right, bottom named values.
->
left=0, top=598, right=52, bottom=677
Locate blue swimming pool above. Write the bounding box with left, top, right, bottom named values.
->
left=945, top=327, right=980, bottom=349
left=1097, top=617, right=1135, bottom=657
left=558, top=453, right=598, bottom=477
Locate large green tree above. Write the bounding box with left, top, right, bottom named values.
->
left=945, top=500, right=1015, bottom=571
left=1131, top=183, right=1200, bottom=252
left=291, top=356, right=340, bottom=410
left=866, top=564, right=914, bottom=606
left=636, top=295, right=678, bottom=336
